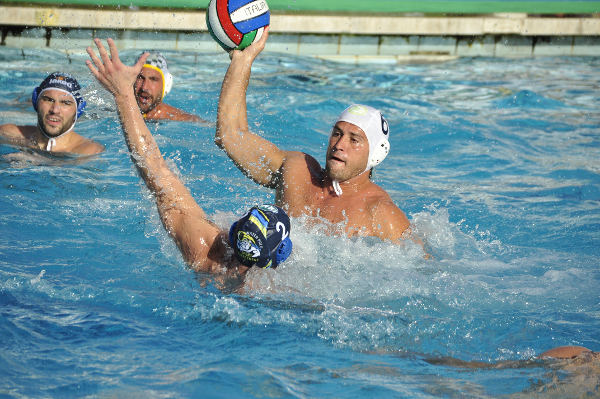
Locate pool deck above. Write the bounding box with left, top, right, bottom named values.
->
left=1, top=4, right=599, bottom=62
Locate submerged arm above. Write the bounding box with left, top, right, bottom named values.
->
left=86, top=38, right=224, bottom=272
left=215, top=28, right=285, bottom=188
left=539, top=346, right=593, bottom=359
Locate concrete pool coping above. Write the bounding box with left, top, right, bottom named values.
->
left=1, top=4, right=599, bottom=62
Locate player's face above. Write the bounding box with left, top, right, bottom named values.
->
left=134, top=67, right=163, bottom=113
left=325, top=121, right=370, bottom=182
left=36, top=89, right=77, bottom=137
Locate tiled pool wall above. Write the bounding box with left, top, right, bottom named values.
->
left=1, top=5, right=598, bottom=62
left=3, top=27, right=598, bottom=63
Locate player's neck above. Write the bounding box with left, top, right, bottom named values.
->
left=37, top=126, right=75, bottom=150
left=325, top=170, right=372, bottom=196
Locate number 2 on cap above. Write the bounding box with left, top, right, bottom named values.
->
left=276, top=222, right=288, bottom=240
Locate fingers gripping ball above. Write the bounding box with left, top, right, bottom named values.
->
left=207, top=0, right=270, bottom=51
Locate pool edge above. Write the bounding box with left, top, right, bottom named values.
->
left=1, top=5, right=599, bottom=60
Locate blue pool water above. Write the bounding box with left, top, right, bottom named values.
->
left=0, top=47, right=599, bottom=398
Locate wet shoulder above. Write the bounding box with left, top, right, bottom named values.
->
left=367, top=183, right=410, bottom=238
left=70, top=133, right=105, bottom=155
left=361, top=181, right=395, bottom=204
left=154, top=103, right=199, bottom=122
left=0, top=125, right=42, bottom=148
left=0, top=124, right=33, bottom=139
left=283, top=151, right=322, bottom=176
left=0, top=123, right=19, bottom=135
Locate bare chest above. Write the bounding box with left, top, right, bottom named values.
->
left=281, top=182, right=375, bottom=236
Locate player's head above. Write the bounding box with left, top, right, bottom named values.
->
left=325, top=105, right=390, bottom=193
left=31, top=72, right=86, bottom=138
left=333, top=104, right=390, bottom=174
left=135, top=52, right=173, bottom=114
left=229, top=205, right=292, bottom=269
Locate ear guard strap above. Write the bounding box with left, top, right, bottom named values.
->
left=275, top=236, right=292, bottom=266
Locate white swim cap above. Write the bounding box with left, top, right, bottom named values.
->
left=329, top=104, right=390, bottom=196
left=335, top=104, right=390, bottom=173
left=141, top=52, right=173, bottom=100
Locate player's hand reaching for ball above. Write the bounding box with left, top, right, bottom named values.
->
left=230, top=26, right=269, bottom=64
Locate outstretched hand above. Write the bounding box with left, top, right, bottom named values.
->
left=86, top=38, right=148, bottom=97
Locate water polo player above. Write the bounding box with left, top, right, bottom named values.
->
left=215, top=28, right=411, bottom=243
left=87, top=39, right=291, bottom=279
left=134, top=52, right=204, bottom=122
left=0, top=72, right=104, bottom=155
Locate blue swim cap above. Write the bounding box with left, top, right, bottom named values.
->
left=229, top=205, right=292, bottom=269
left=31, top=72, right=86, bottom=118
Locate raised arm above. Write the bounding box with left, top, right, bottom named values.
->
left=215, top=28, right=286, bottom=188
left=86, top=39, right=225, bottom=272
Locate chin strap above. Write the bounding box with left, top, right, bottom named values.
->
left=332, top=180, right=343, bottom=196
left=46, top=137, right=57, bottom=151
left=38, top=118, right=77, bottom=152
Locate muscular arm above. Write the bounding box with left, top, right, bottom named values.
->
left=117, top=90, right=224, bottom=270
left=86, top=38, right=225, bottom=272
left=215, top=27, right=286, bottom=188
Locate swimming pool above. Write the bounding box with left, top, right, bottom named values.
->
left=1, top=47, right=599, bottom=397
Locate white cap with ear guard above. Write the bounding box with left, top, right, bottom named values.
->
left=335, top=104, right=390, bottom=173
left=140, top=52, right=173, bottom=100
left=330, top=104, right=390, bottom=196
